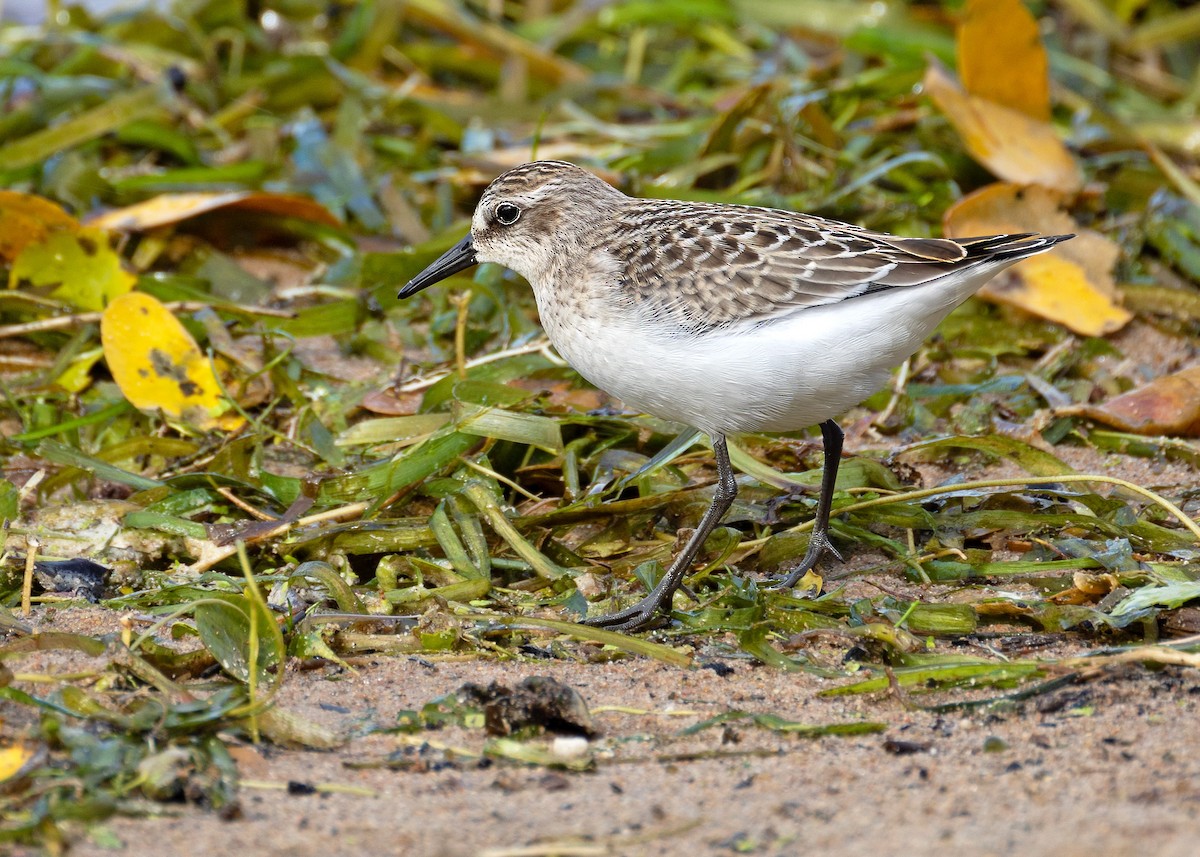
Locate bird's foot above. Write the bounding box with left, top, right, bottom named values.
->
left=581, top=593, right=673, bottom=633
left=761, top=485, right=819, bottom=526
left=765, top=531, right=843, bottom=591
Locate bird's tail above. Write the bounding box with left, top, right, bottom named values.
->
left=957, top=232, right=1075, bottom=261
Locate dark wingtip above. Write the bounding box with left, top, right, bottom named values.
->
left=960, top=231, right=1075, bottom=261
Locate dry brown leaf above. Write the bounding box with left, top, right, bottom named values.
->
left=507, top=377, right=608, bottom=413
left=88, top=191, right=341, bottom=232
left=0, top=190, right=80, bottom=262
left=361, top=388, right=425, bottom=416
left=958, top=0, right=1050, bottom=120
left=292, top=336, right=384, bottom=383
left=1061, top=366, right=1200, bottom=437
left=944, top=182, right=1130, bottom=336
left=924, top=61, right=1082, bottom=193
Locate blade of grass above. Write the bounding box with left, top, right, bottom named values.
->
left=461, top=480, right=569, bottom=580
left=454, top=402, right=564, bottom=453
left=478, top=614, right=692, bottom=666
left=37, top=440, right=163, bottom=490
left=0, top=85, right=168, bottom=170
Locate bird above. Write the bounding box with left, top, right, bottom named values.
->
left=399, top=160, right=1074, bottom=632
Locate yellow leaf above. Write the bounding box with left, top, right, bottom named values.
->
left=101, top=293, right=243, bottom=431
left=88, top=191, right=341, bottom=232
left=1072, top=571, right=1119, bottom=597
left=55, top=350, right=104, bottom=394
left=988, top=254, right=1131, bottom=337
left=0, top=741, right=37, bottom=783
left=9, top=228, right=136, bottom=311
left=794, top=569, right=822, bottom=596
left=958, top=0, right=1050, bottom=120
left=0, top=190, right=80, bottom=262
left=944, top=182, right=1130, bottom=336
left=924, top=61, right=1081, bottom=193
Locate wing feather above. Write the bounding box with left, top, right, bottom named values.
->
left=609, top=201, right=1067, bottom=331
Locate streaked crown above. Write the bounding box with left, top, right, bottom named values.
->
left=470, top=161, right=626, bottom=281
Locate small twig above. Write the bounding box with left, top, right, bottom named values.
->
left=885, top=665, right=919, bottom=710
left=453, top=291, right=471, bottom=380
left=591, top=705, right=701, bottom=717
left=187, top=501, right=370, bottom=573
left=739, top=473, right=1200, bottom=554
left=296, top=501, right=371, bottom=526
left=0, top=300, right=296, bottom=340
left=901, top=528, right=930, bottom=583
left=21, top=537, right=38, bottom=617
left=397, top=339, right=561, bottom=392
left=216, top=487, right=279, bottom=521
left=0, top=314, right=103, bottom=339
left=462, top=458, right=541, bottom=502
left=17, top=470, right=45, bottom=506
left=1059, top=646, right=1200, bottom=671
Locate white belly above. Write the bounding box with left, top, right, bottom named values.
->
left=539, top=267, right=1000, bottom=435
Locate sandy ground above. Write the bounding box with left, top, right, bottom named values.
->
left=7, top=605, right=1200, bottom=857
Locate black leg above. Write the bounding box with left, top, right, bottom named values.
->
left=583, top=433, right=738, bottom=632
left=769, top=419, right=844, bottom=589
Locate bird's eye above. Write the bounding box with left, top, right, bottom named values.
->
left=495, top=203, right=521, bottom=226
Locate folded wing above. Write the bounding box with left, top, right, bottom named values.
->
left=614, top=201, right=1069, bottom=332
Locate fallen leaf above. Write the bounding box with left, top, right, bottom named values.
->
left=361, top=388, right=425, bottom=416
left=54, top=351, right=105, bottom=394
left=291, top=336, right=385, bottom=382
left=1050, top=570, right=1121, bottom=604
left=507, top=377, right=608, bottom=413
left=944, top=182, right=1130, bottom=336
left=0, top=190, right=80, bottom=262
left=9, top=228, right=136, bottom=311
left=997, top=253, right=1131, bottom=336
left=1073, top=571, right=1120, bottom=596
left=1061, top=366, right=1200, bottom=437
left=958, top=0, right=1050, bottom=120
left=100, top=292, right=242, bottom=430
left=88, top=191, right=342, bottom=232
left=0, top=741, right=38, bottom=783
left=924, top=61, right=1082, bottom=193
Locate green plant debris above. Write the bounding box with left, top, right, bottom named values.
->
left=678, top=711, right=886, bottom=738
left=1, top=0, right=1198, bottom=849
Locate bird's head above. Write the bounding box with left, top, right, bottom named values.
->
left=398, top=160, right=625, bottom=298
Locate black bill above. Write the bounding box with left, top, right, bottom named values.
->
left=398, top=233, right=477, bottom=298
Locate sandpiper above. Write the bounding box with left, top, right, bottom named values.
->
left=400, top=160, right=1073, bottom=631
